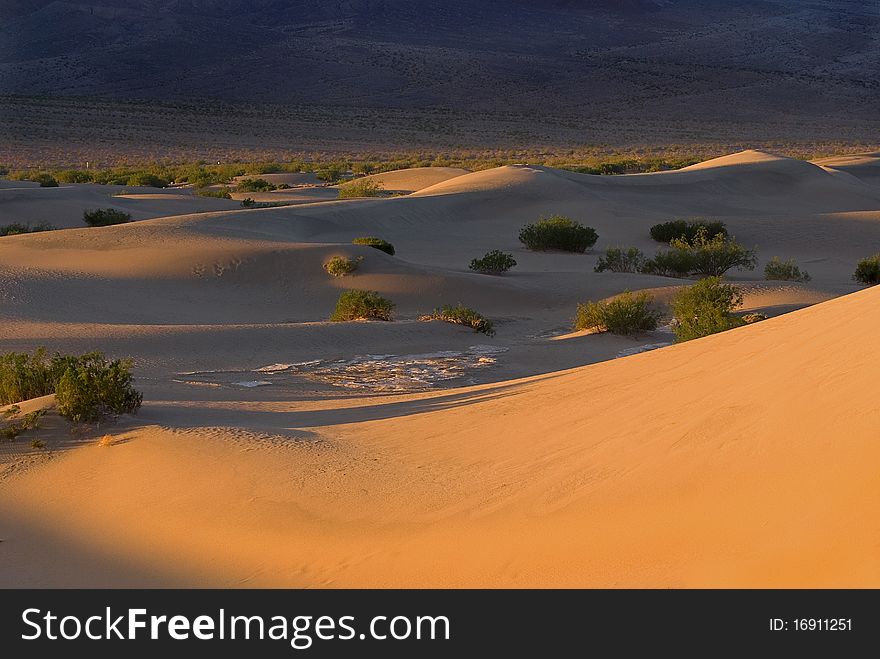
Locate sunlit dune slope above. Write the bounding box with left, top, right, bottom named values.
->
left=1, top=285, right=878, bottom=587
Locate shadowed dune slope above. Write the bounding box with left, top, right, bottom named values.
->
left=0, top=285, right=878, bottom=587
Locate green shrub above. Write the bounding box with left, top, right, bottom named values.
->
left=640, top=249, right=697, bottom=278
left=330, top=290, right=395, bottom=321
left=519, top=216, right=598, bottom=252
left=56, top=169, right=93, bottom=184
left=195, top=186, right=232, bottom=199
left=127, top=172, right=168, bottom=187
left=315, top=166, right=345, bottom=183
left=0, top=348, right=56, bottom=404
left=650, top=219, right=728, bottom=243
left=424, top=304, right=495, bottom=336
left=643, top=229, right=755, bottom=278
left=54, top=353, right=143, bottom=422
left=236, top=178, right=276, bottom=192
left=741, top=313, right=768, bottom=324
left=671, top=276, right=745, bottom=342
left=594, top=247, right=645, bottom=273
left=30, top=439, right=45, bottom=449
left=764, top=257, right=811, bottom=282
left=353, top=236, right=395, bottom=255
left=469, top=250, right=517, bottom=275
left=338, top=179, right=385, bottom=199
left=0, top=222, right=55, bottom=236
left=574, top=291, right=660, bottom=335
left=1, top=407, right=46, bottom=442
left=323, top=255, right=363, bottom=277
left=853, top=254, right=880, bottom=285
left=36, top=173, right=59, bottom=187
left=83, top=208, right=132, bottom=227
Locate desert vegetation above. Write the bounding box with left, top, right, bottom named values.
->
left=323, top=255, right=363, bottom=277
left=519, top=216, right=598, bottom=253
left=423, top=304, right=495, bottom=336
left=642, top=229, right=756, bottom=278
left=0, top=222, right=55, bottom=236
left=853, top=254, right=880, bottom=285
left=330, top=290, right=395, bottom=321
left=650, top=219, right=728, bottom=244
left=195, top=187, right=233, bottom=199
left=338, top=179, right=385, bottom=199
left=1, top=406, right=46, bottom=442
left=764, top=257, right=811, bottom=282
left=574, top=292, right=660, bottom=335
left=671, top=277, right=745, bottom=342
left=353, top=237, right=395, bottom=255
left=0, top=348, right=142, bottom=422
left=236, top=178, right=277, bottom=193
left=594, top=247, right=646, bottom=273
left=469, top=250, right=517, bottom=275
left=83, top=208, right=132, bottom=227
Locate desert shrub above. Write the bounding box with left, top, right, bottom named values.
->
left=30, top=439, right=45, bottom=449
left=330, top=290, right=395, bottom=321
left=0, top=222, right=55, bottom=236
left=0, top=348, right=56, bottom=405
left=127, top=172, right=168, bottom=187
left=640, top=249, right=697, bottom=278
left=643, top=229, right=755, bottom=278
left=594, top=247, right=645, bottom=273
left=54, top=353, right=143, bottom=422
left=352, top=236, right=395, bottom=255
left=315, top=166, right=345, bottom=183
left=0, top=165, right=8, bottom=177
left=519, top=216, right=598, bottom=252
left=323, top=255, right=363, bottom=277
left=241, top=197, right=256, bottom=208
left=83, top=208, right=132, bottom=227
left=1, top=407, right=46, bottom=442
left=35, top=174, right=59, bottom=187
left=469, top=250, right=517, bottom=275
left=55, top=169, right=93, bottom=184
left=338, top=179, right=385, bottom=199
left=236, top=177, right=276, bottom=192
left=672, top=230, right=756, bottom=277
left=741, top=313, right=768, bottom=324
left=671, top=276, right=745, bottom=342
left=764, top=257, right=811, bottom=282
left=424, top=304, right=495, bottom=336
left=650, top=219, right=728, bottom=243
left=574, top=291, right=660, bottom=335
left=853, top=254, right=880, bottom=285
left=195, top=186, right=232, bottom=199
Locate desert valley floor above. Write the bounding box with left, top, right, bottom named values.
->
left=1, top=150, right=879, bottom=587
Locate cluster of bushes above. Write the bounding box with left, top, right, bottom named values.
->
left=764, top=257, right=811, bottom=282
left=853, top=254, right=880, bottom=285
left=519, top=216, right=598, bottom=253
left=574, top=292, right=660, bottom=335
left=594, top=247, right=645, bottom=273
left=330, top=290, right=395, bottom=321
left=0, top=222, right=55, bottom=236
left=83, top=208, right=132, bottom=227
left=424, top=304, right=495, bottom=336
left=671, top=277, right=745, bottom=342
left=470, top=250, right=516, bottom=275
left=0, top=349, right=142, bottom=422
left=650, top=219, right=728, bottom=243
left=561, top=157, right=700, bottom=176
left=195, top=186, right=233, bottom=199
left=236, top=178, right=277, bottom=193
left=240, top=198, right=289, bottom=209
left=642, top=230, right=756, bottom=278
left=35, top=174, right=59, bottom=187
left=353, top=236, right=395, bottom=255
left=338, top=179, right=385, bottom=199
left=323, top=255, right=363, bottom=277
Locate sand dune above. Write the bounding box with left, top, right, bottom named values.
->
left=1, top=284, right=878, bottom=587
left=350, top=167, right=470, bottom=193
left=1, top=151, right=879, bottom=587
